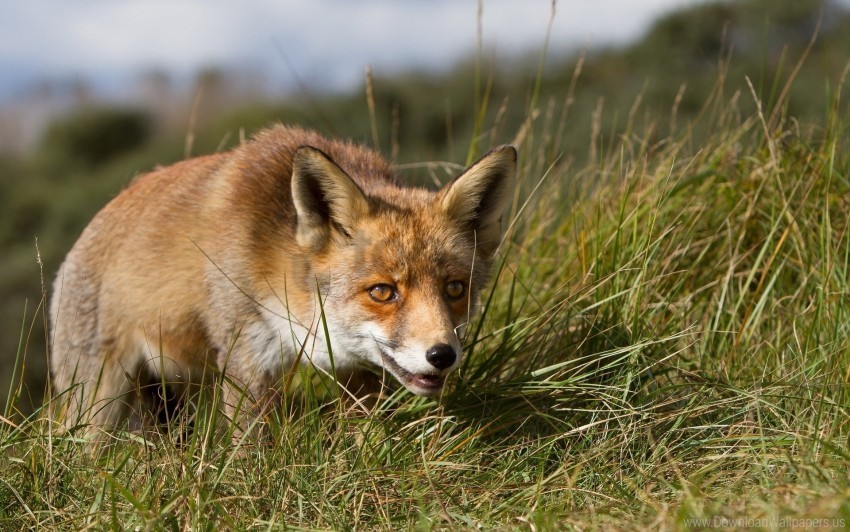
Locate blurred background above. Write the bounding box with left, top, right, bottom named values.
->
left=1, top=0, right=847, bottom=413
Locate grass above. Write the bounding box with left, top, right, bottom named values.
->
left=3, top=61, right=850, bottom=530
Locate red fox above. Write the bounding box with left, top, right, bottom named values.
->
left=50, top=125, right=516, bottom=434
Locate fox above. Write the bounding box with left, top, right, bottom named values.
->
left=49, top=124, right=516, bottom=436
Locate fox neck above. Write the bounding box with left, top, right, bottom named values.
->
left=248, top=250, right=359, bottom=377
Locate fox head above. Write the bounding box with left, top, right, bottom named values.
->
left=289, top=144, right=516, bottom=396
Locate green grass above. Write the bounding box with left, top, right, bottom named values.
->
left=3, top=60, right=850, bottom=530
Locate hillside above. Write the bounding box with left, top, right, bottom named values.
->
left=1, top=0, right=850, bottom=527
left=2, top=0, right=846, bottom=417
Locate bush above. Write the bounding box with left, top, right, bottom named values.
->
left=41, top=107, right=152, bottom=167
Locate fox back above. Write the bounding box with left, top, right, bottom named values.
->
left=50, top=125, right=516, bottom=434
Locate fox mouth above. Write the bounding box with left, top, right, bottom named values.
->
left=377, top=349, right=445, bottom=396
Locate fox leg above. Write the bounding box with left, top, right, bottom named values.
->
left=219, top=373, right=281, bottom=439
left=85, top=356, right=137, bottom=431
left=53, top=346, right=137, bottom=442
left=336, top=370, right=385, bottom=414
left=216, top=332, right=283, bottom=438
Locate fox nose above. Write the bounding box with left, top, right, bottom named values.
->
left=425, top=344, right=457, bottom=370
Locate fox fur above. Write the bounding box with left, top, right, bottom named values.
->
left=49, top=125, right=516, bottom=434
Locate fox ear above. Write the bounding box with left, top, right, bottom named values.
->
left=291, top=146, right=369, bottom=250
left=439, top=145, right=517, bottom=256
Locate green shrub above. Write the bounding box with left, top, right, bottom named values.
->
left=41, top=107, right=152, bottom=167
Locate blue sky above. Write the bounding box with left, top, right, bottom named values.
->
left=0, top=0, right=704, bottom=100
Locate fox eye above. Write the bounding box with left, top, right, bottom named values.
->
left=368, top=284, right=397, bottom=302
left=445, top=280, right=465, bottom=300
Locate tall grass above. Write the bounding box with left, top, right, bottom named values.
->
left=2, top=61, right=850, bottom=529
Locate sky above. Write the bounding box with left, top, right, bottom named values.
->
left=0, top=0, right=714, bottom=152
left=0, top=0, right=707, bottom=100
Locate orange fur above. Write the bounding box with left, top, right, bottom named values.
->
left=50, top=125, right=516, bottom=436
